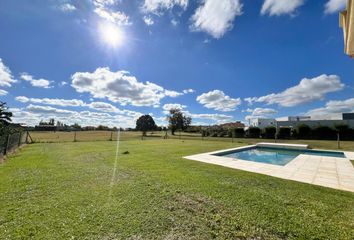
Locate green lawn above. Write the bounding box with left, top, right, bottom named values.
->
left=1, top=139, right=354, bottom=239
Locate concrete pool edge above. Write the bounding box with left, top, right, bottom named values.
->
left=184, top=143, right=354, bottom=193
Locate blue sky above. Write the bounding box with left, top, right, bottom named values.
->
left=0, top=0, right=353, bottom=127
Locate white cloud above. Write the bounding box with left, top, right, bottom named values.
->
left=15, top=95, right=142, bottom=117
left=196, top=90, right=241, bottom=112
left=59, top=81, right=68, bottom=86
left=183, top=88, right=195, bottom=94
left=162, top=103, right=186, bottom=114
left=91, top=0, right=132, bottom=26
left=244, top=107, right=277, bottom=120
left=162, top=103, right=186, bottom=110
left=11, top=103, right=141, bottom=128
left=0, top=58, right=17, bottom=87
left=142, top=0, right=188, bottom=14
left=164, top=90, right=183, bottom=97
left=26, top=104, right=75, bottom=117
left=58, top=3, right=76, bottom=12
left=188, top=112, right=234, bottom=123
left=190, top=0, right=243, bottom=39
left=71, top=67, right=184, bottom=107
left=93, top=0, right=118, bottom=7
left=245, top=74, right=344, bottom=107
left=324, top=0, right=346, bottom=14
left=305, top=98, right=354, bottom=120
left=15, top=96, right=84, bottom=107
left=171, top=19, right=178, bottom=26
left=20, top=73, right=52, bottom=88
left=143, top=16, right=154, bottom=25
left=261, top=0, right=304, bottom=16
left=94, top=8, right=132, bottom=26
left=0, top=89, right=8, bottom=96
left=86, top=101, right=142, bottom=117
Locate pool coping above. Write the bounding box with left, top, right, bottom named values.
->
left=184, top=143, right=354, bottom=193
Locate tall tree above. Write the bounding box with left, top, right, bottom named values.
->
left=0, top=102, right=12, bottom=125
left=136, top=115, right=157, bottom=139
left=167, top=108, right=192, bottom=135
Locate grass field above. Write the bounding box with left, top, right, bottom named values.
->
left=1, top=138, right=354, bottom=239
left=30, top=130, right=354, bottom=151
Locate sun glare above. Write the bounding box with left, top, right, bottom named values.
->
left=99, top=22, right=124, bottom=48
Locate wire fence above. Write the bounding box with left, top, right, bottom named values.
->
left=0, top=131, right=30, bottom=160
left=29, top=130, right=222, bottom=143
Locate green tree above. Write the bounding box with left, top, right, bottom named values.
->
left=0, top=102, right=12, bottom=126
left=71, top=123, right=82, bottom=131
left=136, top=115, right=157, bottom=138
left=167, top=108, right=192, bottom=135
left=297, top=124, right=311, bottom=139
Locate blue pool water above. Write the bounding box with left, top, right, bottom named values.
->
left=218, top=147, right=346, bottom=166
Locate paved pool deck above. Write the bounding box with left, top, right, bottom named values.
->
left=184, top=144, right=354, bottom=193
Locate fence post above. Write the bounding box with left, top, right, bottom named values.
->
left=18, top=132, right=22, bottom=147
left=337, top=132, right=340, bottom=149
left=27, top=131, right=33, bottom=143
left=110, top=131, right=113, bottom=141
left=3, top=134, right=10, bottom=156
left=74, top=131, right=77, bottom=142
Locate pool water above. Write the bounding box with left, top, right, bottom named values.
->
left=219, top=147, right=346, bottom=166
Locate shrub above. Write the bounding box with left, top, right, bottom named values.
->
left=210, top=132, right=218, bottom=137
left=335, top=124, right=354, bottom=141
left=264, top=126, right=276, bottom=139
left=312, top=126, right=336, bottom=140
left=297, top=124, right=311, bottom=139
left=277, top=127, right=291, bottom=139
left=218, top=131, right=226, bottom=137
left=234, top=128, right=245, bottom=138
left=247, top=127, right=261, bottom=138
left=291, top=128, right=298, bottom=139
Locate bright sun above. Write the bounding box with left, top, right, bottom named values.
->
left=99, top=22, right=124, bottom=48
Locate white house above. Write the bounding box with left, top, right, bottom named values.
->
left=249, top=118, right=276, bottom=129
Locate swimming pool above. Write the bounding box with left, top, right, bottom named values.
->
left=216, top=147, right=346, bottom=166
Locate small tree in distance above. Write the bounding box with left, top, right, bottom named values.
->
left=136, top=115, right=157, bottom=139
left=167, top=108, right=192, bottom=135
left=0, top=102, right=13, bottom=126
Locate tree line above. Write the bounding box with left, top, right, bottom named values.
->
left=136, top=108, right=191, bottom=138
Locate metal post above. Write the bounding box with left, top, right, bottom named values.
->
left=18, top=132, right=22, bottom=147
left=74, top=131, right=77, bottom=142
left=275, top=121, right=278, bottom=143
left=110, top=131, right=113, bottom=141
left=3, top=134, right=10, bottom=155
left=337, top=132, right=340, bottom=149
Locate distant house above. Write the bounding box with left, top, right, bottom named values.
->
left=287, top=116, right=311, bottom=121
left=249, top=118, right=276, bottom=129
left=343, top=113, right=354, bottom=120
left=34, top=125, right=57, bottom=131
left=219, top=121, right=245, bottom=129
left=277, top=113, right=354, bottom=129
